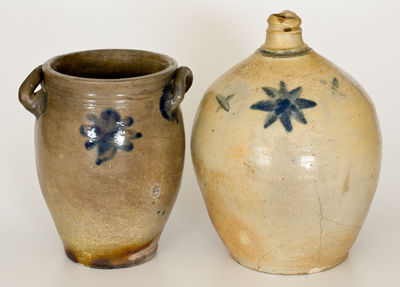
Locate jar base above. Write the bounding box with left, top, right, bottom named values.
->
left=65, top=239, right=158, bottom=269
left=230, top=253, right=348, bottom=275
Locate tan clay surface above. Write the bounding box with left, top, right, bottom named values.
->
left=191, top=11, right=381, bottom=274
left=20, top=49, right=192, bottom=268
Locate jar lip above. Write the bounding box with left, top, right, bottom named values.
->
left=42, top=49, right=178, bottom=84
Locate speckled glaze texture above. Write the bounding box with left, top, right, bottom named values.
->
left=191, top=11, right=381, bottom=274
left=19, top=49, right=193, bottom=268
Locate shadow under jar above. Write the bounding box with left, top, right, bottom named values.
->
left=19, top=49, right=193, bottom=268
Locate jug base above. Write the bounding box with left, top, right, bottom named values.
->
left=231, top=253, right=348, bottom=275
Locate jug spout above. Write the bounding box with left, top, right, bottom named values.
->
left=261, top=10, right=309, bottom=55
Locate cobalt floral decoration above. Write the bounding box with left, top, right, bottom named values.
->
left=79, top=108, right=142, bottom=165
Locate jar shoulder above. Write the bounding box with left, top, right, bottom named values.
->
left=192, top=50, right=381, bottom=165
left=195, top=50, right=378, bottom=128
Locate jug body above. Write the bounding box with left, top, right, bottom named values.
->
left=191, top=11, right=381, bottom=274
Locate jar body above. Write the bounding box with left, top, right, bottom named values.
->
left=20, top=49, right=192, bottom=268
left=191, top=50, right=381, bottom=274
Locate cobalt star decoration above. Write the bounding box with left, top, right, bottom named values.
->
left=250, top=81, right=317, bottom=132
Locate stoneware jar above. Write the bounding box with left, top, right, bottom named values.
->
left=19, top=49, right=193, bottom=268
left=191, top=11, right=381, bottom=274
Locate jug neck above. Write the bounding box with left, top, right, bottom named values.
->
left=261, top=10, right=309, bottom=55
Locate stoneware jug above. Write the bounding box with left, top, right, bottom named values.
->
left=19, top=49, right=193, bottom=268
left=191, top=11, right=381, bottom=274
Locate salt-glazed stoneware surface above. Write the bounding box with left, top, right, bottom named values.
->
left=19, top=49, right=193, bottom=268
left=191, top=11, right=381, bottom=274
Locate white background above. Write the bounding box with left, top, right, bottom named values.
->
left=0, top=0, right=399, bottom=286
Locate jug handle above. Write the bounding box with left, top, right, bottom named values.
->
left=160, top=66, right=193, bottom=121
left=19, top=65, right=47, bottom=118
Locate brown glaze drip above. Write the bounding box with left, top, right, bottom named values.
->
left=64, top=234, right=160, bottom=269
left=64, top=248, right=78, bottom=263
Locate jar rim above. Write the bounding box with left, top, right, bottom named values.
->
left=42, top=49, right=178, bottom=84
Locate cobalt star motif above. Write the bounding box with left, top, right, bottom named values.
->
left=79, top=108, right=142, bottom=165
left=250, top=81, right=317, bottom=132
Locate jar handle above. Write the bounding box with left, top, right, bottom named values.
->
left=19, top=65, right=47, bottom=118
left=160, top=66, right=193, bottom=121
